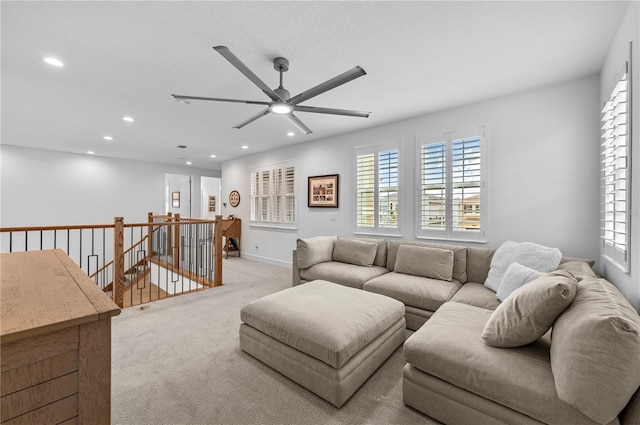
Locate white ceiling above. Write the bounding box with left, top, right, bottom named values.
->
left=1, top=1, right=629, bottom=170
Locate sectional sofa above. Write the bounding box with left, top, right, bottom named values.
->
left=291, top=235, right=640, bottom=425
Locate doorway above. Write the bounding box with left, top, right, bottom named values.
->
left=165, top=173, right=191, bottom=218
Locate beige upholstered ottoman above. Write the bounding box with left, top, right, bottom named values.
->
left=239, top=279, right=406, bottom=407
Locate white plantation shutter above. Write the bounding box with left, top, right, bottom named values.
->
left=355, top=142, right=400, bottom=235
left=601, top=70, right=630, bottom=271
left=417, top=127, right=486, bottom=241
left=249, top=161, right=296, bottom=228
left=356, top=153, right=375, bottom=228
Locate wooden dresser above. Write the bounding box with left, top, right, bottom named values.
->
left=1, top=249, right=121, bottom=425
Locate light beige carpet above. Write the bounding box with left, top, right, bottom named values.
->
left=111, top=257, right=439, bottom=424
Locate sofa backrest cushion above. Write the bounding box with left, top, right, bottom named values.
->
left=484, top=241, right=562, bottom=292
left=550, top=278, right=640, bottom=425
left=466, top=247, right=495, bottom=283
left=482, top=270, right=577, bottom=348
left=341, top=237, right=387, bottom=267
left=394, top=245, right=454, bottom=281
left=496, top=262, right=541, bottom=302
left=386, top=241, right=467, bottom=283
left=332, top=237, right=377, bottom=267
left=296, top=236, right=337, bottom=269
left=556, top=260, right=598, bottom=281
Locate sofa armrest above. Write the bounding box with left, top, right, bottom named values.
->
left=292, top=250, right=302, bottom=286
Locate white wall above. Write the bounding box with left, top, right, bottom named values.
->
left=0, top=145, right=220, bottom=226
left=222, top=75, right=601, bottom=268
left=599, top=1, right=640, bottom=311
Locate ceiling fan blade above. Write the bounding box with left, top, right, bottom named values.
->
left=172, top=94, right=270, bottom=105
left=213, top=46, right=282, bottom=102
left=289, top=66, right=366, bottom=105
left=284, top=113, right=312, bottom=135
left=294, top=105, right=370, bottom=118
left=232, top=108, right=271, bottom=129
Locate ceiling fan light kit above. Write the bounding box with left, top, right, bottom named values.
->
left=171, top=45, right=371, bottom=135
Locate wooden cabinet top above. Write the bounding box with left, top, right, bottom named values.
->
left=1, top=249, right=121, bottom=344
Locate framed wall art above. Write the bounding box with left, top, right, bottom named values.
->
left=208, top=195, right=217, bottom=212
left=171, top=191, right=180, bottom=208
left=308, top=174, right=339, bottom=208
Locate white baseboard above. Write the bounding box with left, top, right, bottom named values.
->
left=242, top=253, right=291, bottom=269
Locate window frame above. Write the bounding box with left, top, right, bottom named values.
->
left=249, top=160, right=297, bottom=230
left=601, top=63, right=631, bottom=273
left=353, top=141, right=402, bottom=237
left=415, top=126, right=487, bottom=243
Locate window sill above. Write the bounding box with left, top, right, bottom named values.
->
left=416, top=235, right=488, bottom=244
left=249, top=223, right=298, bottom=231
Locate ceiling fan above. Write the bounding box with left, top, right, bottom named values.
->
left=171, top=46, right=371, bottom=135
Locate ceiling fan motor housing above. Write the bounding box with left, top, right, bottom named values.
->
left=273, top=57, right=289, bottom=72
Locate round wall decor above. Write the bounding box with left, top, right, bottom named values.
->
left=229, top=190, right=240, bottom=207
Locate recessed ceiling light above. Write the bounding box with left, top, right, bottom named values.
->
left=287, top=132, right=295, bottom=137
left=43, top=57, right=64, bottom=67
left=186, top=161, right=192, bottom=165
left=241, top=145, right=249, bottom=150
left=87, top=151, right=95, bottom=155
left=210, top=154, right=217, bottom=158
left=122, top=116, right=134, bottom=122
left=103, top=136, right=113, bottom=141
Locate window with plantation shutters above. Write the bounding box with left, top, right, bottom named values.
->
left=250, top=161, right=296, bottom=229
left=417, top=127, right=486, bottom=241
left=601, top=68, right=630, bottom=271
left=355, top=142, right=400, bottom=235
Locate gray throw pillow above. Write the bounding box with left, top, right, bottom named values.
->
left=496, top=262, right=541, bottom=301
left=296, top=236, right=336, bottom=269
left=394, top=245, right=454, bottom=281
left=332, top=237, right=377, bottom=267
left=482, top=270, right=578, bottom=348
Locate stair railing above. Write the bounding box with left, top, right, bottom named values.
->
left=0, top=214, right=224, bottom=308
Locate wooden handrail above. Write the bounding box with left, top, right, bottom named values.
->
left=0, top=224, right=114, bottom=232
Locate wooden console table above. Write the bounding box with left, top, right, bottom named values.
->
left=221, top=217, right=241, bottom=259
left=1, top=249, right=121, bottom=425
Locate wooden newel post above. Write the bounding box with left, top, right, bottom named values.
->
left=214, top=215, right=223, bottom=286
left=113, top=217, right=125, bottom=308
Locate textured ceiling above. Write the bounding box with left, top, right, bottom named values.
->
left=1, top=1, right=629, bottom=169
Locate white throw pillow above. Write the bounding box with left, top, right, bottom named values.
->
left=484, top=241, right=562, bottom=292
left=497, top=262, right=541, bottom=301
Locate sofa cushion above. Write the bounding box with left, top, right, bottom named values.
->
left=482, top=270, right=577, bottom=348
left=466, top=247, right=495, bottom=284
left=363, top=271, right=462, bottom=312
left=299, top=262, right=389, bottom=290
left=496, top=262, right=541, bottom=301
left=332, top=237, right=377, bottom=267
left=484, top=241, right=562, bottom=292
left=394, top=245, right=454, bottom=281
left=386, top=241, right=467, bottom=283
left=240, top=280, right=405, bottom=369
left=450, top=282, right=501, bottom=311
left=551, top=278, right=640, bottom=425
left=341, top=237, right=387, bottom=267
left=404, top=302, right=606, bottom=425
left=557, top=260, right=598, bottom=281
left=296, top=236, right=336, bottom=269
